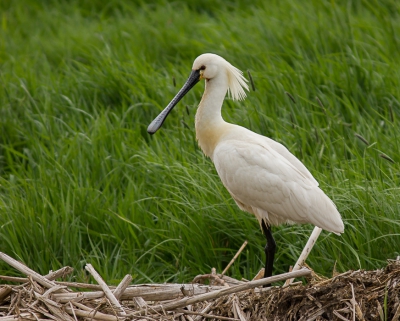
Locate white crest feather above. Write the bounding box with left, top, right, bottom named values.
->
left=226, top=63, right=249, bottom=101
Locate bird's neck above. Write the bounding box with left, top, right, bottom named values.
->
left=195, top=76, right=229, bottom=159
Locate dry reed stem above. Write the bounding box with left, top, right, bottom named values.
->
left=285, top=226, right=322, bottom=285
left=0, top=286, right=12, bottom=303
left=0, top=253, right=61, bottom=291
left=112, top=275, right=132, bottom=300
left=175, top=308, right=240, bottom=321
left=64, top=306, right=119, bottom=321
left=130, top=269, right=311, bottom=316
left=221, top=241, right=248, bottom=277
left=45, top=267, right=74, bottom=281
left=85, top=264, right=126, bottom=317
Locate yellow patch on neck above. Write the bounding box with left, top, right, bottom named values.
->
left=196, top=123, right=230, bottom=159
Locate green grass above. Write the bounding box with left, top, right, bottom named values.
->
left=0, top=0, right=399, bottom=284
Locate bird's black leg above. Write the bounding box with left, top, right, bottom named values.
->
left=261, top=220, right=276, bottom=280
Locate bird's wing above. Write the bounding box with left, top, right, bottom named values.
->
left=213, top=139, right=343, bottom=233
left=261, top=136, right=319, bottom=186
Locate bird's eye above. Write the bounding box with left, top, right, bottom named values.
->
left=199, top=65, right=206, bottom=70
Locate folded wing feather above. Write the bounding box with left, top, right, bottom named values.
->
left=212, top=136, right=344, bottom=234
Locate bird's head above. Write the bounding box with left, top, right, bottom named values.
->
left=192, top=53, right=248, bottom=101
left=147, top=53, right=248, bottom=134
left=192, top=53, right=221, bottom=82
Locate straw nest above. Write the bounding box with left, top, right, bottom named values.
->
left=0, top=252, right=399, bottom=321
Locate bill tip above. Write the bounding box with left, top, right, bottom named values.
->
left=147, top=125, right=157, bottom=135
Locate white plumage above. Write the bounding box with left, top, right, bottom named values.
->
left=213, top=130, right=343, bottom=232
left=148, top=53, right=344, bottom=278
left=191, top=53, right=344, bottom=234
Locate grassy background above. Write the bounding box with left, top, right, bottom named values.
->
left=0, top=0, right=399, bottom=284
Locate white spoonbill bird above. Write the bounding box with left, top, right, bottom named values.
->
left=148, top=53, right=344, bottom=279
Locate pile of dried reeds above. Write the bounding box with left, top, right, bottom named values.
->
left=0, top=251, right=399, bottom=320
